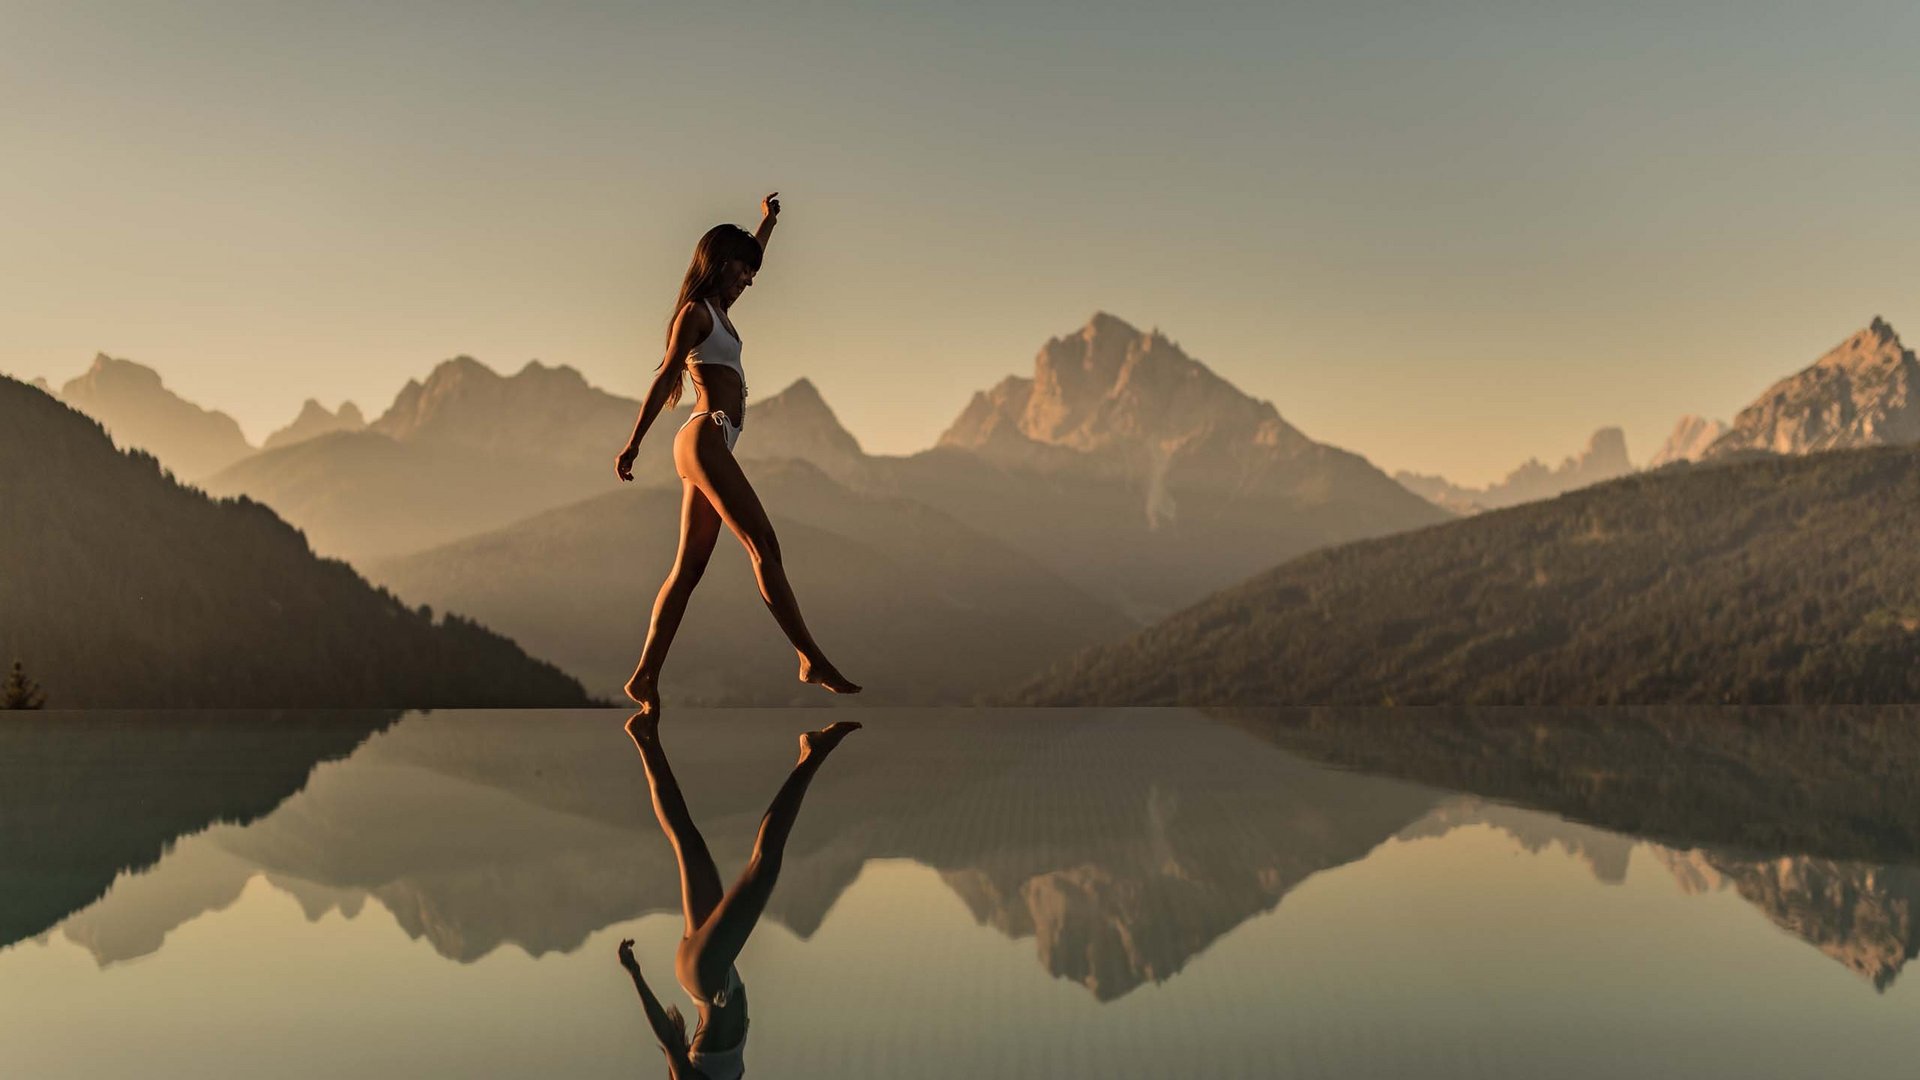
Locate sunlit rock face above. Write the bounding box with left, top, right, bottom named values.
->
left=1394, top=427, right=1634, bottom=514
left=263, top=399, right=365, bottom=451
left=1653, top=849, right=1920, bottom=991
left=370, top=356, right=636, bottom=466
left=938, top=312, right=1430, bottom=517
left=1708, top=318, right=1920, bottom=458
left=1647, top=415, right=1730, bottom=468
left=56, top=353, right=253, bottom=479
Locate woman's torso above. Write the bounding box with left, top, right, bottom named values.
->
left=687, top=298, right=747, bottom=421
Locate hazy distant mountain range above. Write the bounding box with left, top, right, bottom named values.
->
left=45, top=354, right=254, bottom=479
left=0, top=377, right=589, bottom=708
left=262, top=399, right=365, bottom=451
left=370, top=460, right=1131, bottom=704
left=1647, top=415, right=1730, bottom=467
left=1395, top=427, right=1632, bottom=514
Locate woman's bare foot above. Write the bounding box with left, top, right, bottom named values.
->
left=798, top=657, right=861, bottom=695
left=624, top=668, right=660, bottom=714
left=799, top=720, right=861, bottom=761
left=624, top=711, right=660, bottom=748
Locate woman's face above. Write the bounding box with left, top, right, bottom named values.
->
left=715, top=258, right=757, bottom=305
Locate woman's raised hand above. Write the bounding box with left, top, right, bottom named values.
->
left=617, top=938, right=639, bottom=969
left=760, top=191, right=780, bottom=219
left=616, top=441, right=640, bottom=482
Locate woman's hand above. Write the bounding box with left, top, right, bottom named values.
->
left=760, top=191, right=780, bottom=220
left=616, top=441, right=640, bottom=482
left=617, top=938, right=639, bottom=969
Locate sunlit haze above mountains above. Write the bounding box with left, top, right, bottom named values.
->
left=5, top=2, right=1920, bottom=484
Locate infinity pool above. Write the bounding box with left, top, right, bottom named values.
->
left=4, top=708, right=1917, bottom=1078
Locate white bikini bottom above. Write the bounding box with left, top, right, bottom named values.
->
left=683, top=410, right=741, bottom=452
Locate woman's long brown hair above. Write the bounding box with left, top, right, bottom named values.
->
left=659, top=224, right=764, bottom=409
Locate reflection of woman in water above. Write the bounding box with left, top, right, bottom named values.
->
left=616, top=713, right=860, bottom=1079
left=615, top=192, right=860, bottom=714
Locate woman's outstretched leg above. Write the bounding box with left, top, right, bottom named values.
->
left=685, top=721, right=861, bottom=983
left=626, top=713, right=726, bottom=936
left=625, top=482, right=724, bottom=712
left=678, top=426, right=861, bottom=695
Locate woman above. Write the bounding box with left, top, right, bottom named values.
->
left=616, top=192, right=860, bottom=713
left=616, top=713, right=861, bottom=1079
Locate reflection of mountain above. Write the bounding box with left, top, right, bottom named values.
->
left=1653, top=850, right=1920, bottom=991
left=0, top=710, right=396, bottom=947
left=1232, top=707, right=1920, bottom=989
left=33, top=711, right=1443, bottom=999
left=30, top=709, right=1920, bottom=998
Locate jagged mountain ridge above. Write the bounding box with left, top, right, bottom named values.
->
left=52, top=354, right=253, bottom=479
left=1708, top=317, right=1920, bottom=458
left=1395, top=427, right=1632, bottom=514
left=1648, top=415, right=1730, bottom=467
left=262, top=399, right=365, bottom=451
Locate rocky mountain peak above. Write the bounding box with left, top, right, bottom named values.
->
left=263, top=398, right=369, bottom=452
left=55, top=353, right=251, bottom=479
left=741, top=377, right=864, bottom=465
left=1708, top=318, right=1920, bottom=457
left=1648, top=415, right=1730, bottom=467
left=368, top=355, right=641, bottom=464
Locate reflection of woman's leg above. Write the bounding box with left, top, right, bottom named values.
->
left=678, top=425, right=858, bottom=691
left=625, top=482, right=723, bottom=709
left=686, top=722, right=860, bottom=980
left=627, top=715, right=725, bottom=936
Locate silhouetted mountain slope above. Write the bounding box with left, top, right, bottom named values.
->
left=1708, top=318, right=1920, bottom=458
left=0, top=377, right=590, bottom=707
left=0, top=710, right=396, bottom=947
left=53, top=354, right=252, bottom=478
left=369, top=461, right=1133, bottom=704
left=1395, top=427, right=1632, bottom=513
left=1015, top=445, right=1920, bottom=705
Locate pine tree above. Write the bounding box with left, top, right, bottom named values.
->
left=3, top=660, right=47, bottom=709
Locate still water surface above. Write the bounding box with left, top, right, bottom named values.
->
left=4, top=708, right=1917, bottom=1078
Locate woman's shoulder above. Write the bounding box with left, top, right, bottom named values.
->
left=675, top=299, right=714, bottom=343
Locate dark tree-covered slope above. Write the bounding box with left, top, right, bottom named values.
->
left=0, top=377, right=589, bottom=706
left=1015, top=447, right=1920, bottom=705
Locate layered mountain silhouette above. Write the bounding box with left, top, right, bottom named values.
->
left=1707, top=317, right=1920, bottom=458
left=262, top=399, right=365, bottom=451
left=369, top=460, right=1132, bottom=704
left=1647, top=415, right=1730, bottom=467
left=1395, top=427, right=1632, bottom=513
left=0, top=376, right=590, bottom=707
left=46, top=354, right=253, bottom=479
left=202, top=357, right=646, bottom=561
left=206, top=319, right=1443, bottom=623
left=1015, top=444, right=1920, bottom=705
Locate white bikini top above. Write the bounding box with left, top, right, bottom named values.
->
left=687, top=299, right=745, bottom=385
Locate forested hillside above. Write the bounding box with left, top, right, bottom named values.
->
left=1016, top=447, right=1920, bottom=705
left=0, top=377, right=589, bottom=706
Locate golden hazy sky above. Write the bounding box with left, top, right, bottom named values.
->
left=4, top=2, right=1919, bottom=484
